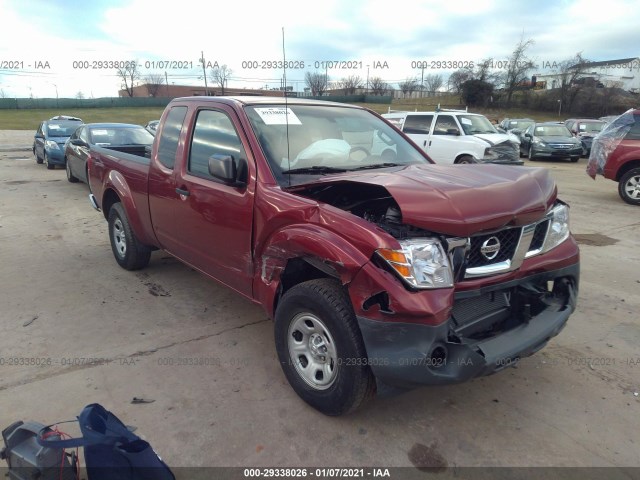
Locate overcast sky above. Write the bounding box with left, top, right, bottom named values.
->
left=0, top=0, right=638, bottom=98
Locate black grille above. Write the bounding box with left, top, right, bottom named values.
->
left=530, top=220, right=549, bottom=251
left=467, top=228, right=521, bottom=268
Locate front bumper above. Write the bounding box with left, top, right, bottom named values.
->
left=532, top=146, right=583, bottom=159
left=356, top=263, right=579, bottom=392
left=45, top=147, right=65, bottom=164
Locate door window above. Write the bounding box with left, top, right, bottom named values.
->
left=403, top=115, right=433, bottom=134
left=157, top=106, right=188, bottom=169
left=433, top=115, right=460, bottom=135
left=188, top=110, right=246, bottom=180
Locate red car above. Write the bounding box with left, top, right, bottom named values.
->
left=588, top=109, right=640, bottom=205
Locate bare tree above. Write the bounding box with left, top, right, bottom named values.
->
left=557, top=53, right=592, bottom=112
left=144, top=73, right=165, bottom=97
left=447, top=69, right=473, bottom=93
left=503, top=36, right=535, bottom=106
left=398, top=77, right=419, bottom=97
left=305, top=71, right=328, bottom=96
left=338, top=75, right=363, bottom=94
left=117, top=63, right=140, bottom=97
left=0, top=88, right=6, bottom=98
left=473, top=58, right=502, bottom=85
left=76, top=91, right=85, bottom=99
left=210, top=65, right=233, bottom=95
left=423, top=74, right=444, bottom=95
left=369, top=76, right=389, bottom=96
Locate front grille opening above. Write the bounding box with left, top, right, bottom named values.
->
left=467, top=228, right=521, bottom=268
left=530, top=220, right=550, bottom=251
left=452, top=277, right=574, bottom=341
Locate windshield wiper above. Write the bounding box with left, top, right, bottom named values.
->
left=282, top=166, right=348, bottom=175
left=349, top=163, right=401, bottom=171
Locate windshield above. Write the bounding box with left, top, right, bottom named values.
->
left=245, top=104, right=430, bottom=186
left=88, top=126, right=154, bottom=146
left=534, top=125, right=571, bottom=137
left=509, top=120, right=534, bottom=130
left=46, top=122, right=80, bottom=137
left=578, top=122, right=605, bottom=133
left=457, top=114, right=497, bottom=135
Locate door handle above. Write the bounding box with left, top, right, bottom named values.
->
left=429, top=140, right=432, bottom=147
left=423, top=140, right=427, bottom=147
left=176, top=187, right=190, bottom=197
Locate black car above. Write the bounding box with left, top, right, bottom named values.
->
left=520, top=122, right=583, bottom=162
left=564, top=118, right=606, bottom=156
left=500, top=118, right=535, bottom=133
left=64, top=123, right=154, bottom=184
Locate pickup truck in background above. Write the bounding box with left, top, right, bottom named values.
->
left=87, top=97, right=580, bottom=415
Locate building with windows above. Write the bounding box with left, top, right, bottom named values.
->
left=118, top=84, right=287, bottom=98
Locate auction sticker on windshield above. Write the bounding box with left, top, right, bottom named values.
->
left=255, top=107, right=302, bottom=125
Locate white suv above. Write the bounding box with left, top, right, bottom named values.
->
left=382, top=109, right=522, bottom=165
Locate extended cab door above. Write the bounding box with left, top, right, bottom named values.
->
left=149, top=104, right=256, bottom=297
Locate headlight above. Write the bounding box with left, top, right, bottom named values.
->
left=533, top=138, right=547, bottom=147
left=45, top=140, right=59, bottom=150
left=542, top=203, right=570, bottom=252
left=378, top=239, right=453, bottom=289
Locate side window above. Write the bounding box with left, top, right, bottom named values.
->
left=188, top=110, right=246, bottom=180
left=37, top=123, right=44, bottom=136
left=157, top=106, right=188, bottom=169
left=433, top=115, right=459, bottom=135
left=403, top=115, right=433, bottom=134
left=79, top=127, right=89, bottom=143
left=625, top=116, right=640, bottom=140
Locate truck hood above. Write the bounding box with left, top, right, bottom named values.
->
left=294, top=164, right=557, bottom=237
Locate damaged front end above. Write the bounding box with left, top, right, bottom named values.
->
left=291, top=177, right=579, bottom=392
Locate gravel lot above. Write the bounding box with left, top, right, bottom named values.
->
left=0, top=133, right=638, bottom=472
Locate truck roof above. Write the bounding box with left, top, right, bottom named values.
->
left=171, top=96, right=362, bottom=108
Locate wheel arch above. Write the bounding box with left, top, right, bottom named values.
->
left=616, top=159, right=640, bottom=181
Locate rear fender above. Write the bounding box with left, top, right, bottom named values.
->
left=102, top=171, right=155, bottom=246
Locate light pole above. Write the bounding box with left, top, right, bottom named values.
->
left=366, top=65, right=370, bottom=94
left=558, top=99, right=562, bottom=117
left=52, top=83, right=59, bottom=107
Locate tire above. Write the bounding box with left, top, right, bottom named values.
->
left=35, top=151, right=43, bottom=164
left=570, top=156, right=579, bottom=163
left=618, top=168, right=640, bottom=206
left=274, top=278, right=376, bottom=416
left=108, top=203, right=151, bottom=270
left=528, top=145, right=536, bottom=161
left=456, top=155, right=475, bottom=164
left=65, top=158, right=79, bottom=183
left=44, top=152, right=54, bottom=170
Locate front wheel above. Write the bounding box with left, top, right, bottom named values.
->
left=44, top=153, right=54, bottom=170
left=570, top=156, right=580, bottom=163
left=65, top=158, right=78, bottom=183
left=456, top=155, right=475, bottom=164
left=108, top=203, right=151, bottom=270
left=274, top=279, right=375, bottom=416
left=618, top=168, right=640, bottom=205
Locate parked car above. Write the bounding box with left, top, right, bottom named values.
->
left=65, top=123, right=154, bottom=184
left=33, top=120, right=83, bottom=170
left=520, top=122, right=583, bottom=162
left=383, top=109, right=522, bottom=165
left=500, top=118, right=535, bottom=134
left=588, top=108, right=640, bottom=205
left=564, top=118, right=606, bottom=156
left=86, top=96, right=579, bottom=415
left=49, top=115, right=83, bottom=122
left=145, top=120, right=160, bottom=136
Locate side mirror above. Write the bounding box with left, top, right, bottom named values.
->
left=35, top=133, right=44, bottom=139
left=446, top=128, right=460, bottom=136
left=71, top=139, right=88, bottom=147
left=524, top=133, right=532, bottom=138
left=208, top=154, right=246, bottom=187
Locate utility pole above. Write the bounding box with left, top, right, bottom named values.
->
left=165, top=71, right=169, bottom=97
left=200, top=51, right=209, bottom=96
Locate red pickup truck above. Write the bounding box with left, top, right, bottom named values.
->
left=87, top=97, right=580, bottom=415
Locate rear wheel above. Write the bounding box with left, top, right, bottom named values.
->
left=274, top=279, right=375, bottom=416
left=618, top=168, right=640, bottom=205
left=65, top=158, right=78, bottom=183
left=108, top=203, right=151, bottom=270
